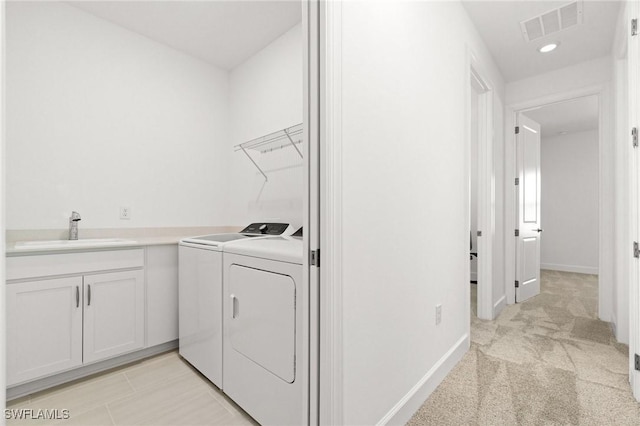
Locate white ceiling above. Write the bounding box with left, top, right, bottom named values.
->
left=461, top=0, right=621, bottom=82
left=67, top=1, right=301, bottom=70
left=523, top=95, right=599, bottom=137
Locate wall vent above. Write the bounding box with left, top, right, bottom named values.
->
left=520, top=1, right=583, bottom=42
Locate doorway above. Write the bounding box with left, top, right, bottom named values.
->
left=515, top=96, right=600, bottom=311
left=510, top=93, right=603, bottom=312
left=467, top=61, right=494, bottom=321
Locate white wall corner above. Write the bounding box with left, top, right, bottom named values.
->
left=378, top=334, right=469, bottom=426
left=493, top=295, right=507, bottom=318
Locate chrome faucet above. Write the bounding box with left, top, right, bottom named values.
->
left=69, top=211, right=81, bottom=240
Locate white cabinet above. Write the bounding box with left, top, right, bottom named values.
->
left=7, top=277, right=83, bottom=385
left=83, top=270, right=145, bottom=364
left=6, top=249, right=145, bottom=386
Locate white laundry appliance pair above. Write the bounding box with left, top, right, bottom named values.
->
left=178, top=224, right=306, bottom=425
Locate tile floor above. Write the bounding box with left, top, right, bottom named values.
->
left=6, top=351, right=258, bottom=426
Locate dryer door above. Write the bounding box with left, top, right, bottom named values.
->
left=228, top=265, right=296, bottom=383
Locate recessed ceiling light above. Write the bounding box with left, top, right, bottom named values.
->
left=539, top=42, right=559, bottom=53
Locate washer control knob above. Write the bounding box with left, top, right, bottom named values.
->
left=259, top=224, right=268, bottom=233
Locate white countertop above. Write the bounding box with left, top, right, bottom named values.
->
left=5, top=226, right=242, bottom=255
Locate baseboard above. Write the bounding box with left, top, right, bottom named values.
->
left=610, top=318, right=617, bottom=337
left=377, top=334, right=469, bottom=426
left=541, top=263, right=599, bottom=275
left=493, top=295, right=506, bottom=318
left=7, top=340, right=178, bottom=401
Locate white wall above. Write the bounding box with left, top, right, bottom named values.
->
left=228, top=24, right=303, bottom=227
left=506, top=56, right=612, bottom=106
left=336, top=2, right=504, bottom=424
left=6, top=2, right=230, bottom=230
left=540, top=130, right=599, bottom=274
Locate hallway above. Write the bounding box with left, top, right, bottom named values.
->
left=408, top=270, right=640, bottom=425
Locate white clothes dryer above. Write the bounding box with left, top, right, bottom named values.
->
left=178, top=223, right=293, bottom=389
left=222, top=234, right=306, bottom=426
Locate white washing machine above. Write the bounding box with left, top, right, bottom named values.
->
left=222, top=232, right=306, bottom=426
left=178, top=223, right=293, bottom=389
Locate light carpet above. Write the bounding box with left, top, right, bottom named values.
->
left=407, top=270, right=640, bottom=425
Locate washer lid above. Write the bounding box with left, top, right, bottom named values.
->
left=224, top=237, right=303, bottom=265
left=180, top=233, right=256, bottom=247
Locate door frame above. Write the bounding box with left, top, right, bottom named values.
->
left=627, top=0, right=640, bottom=402
left=504, top=84, right=611, bottom=319
left=303, top=0, right=321, bottom=424
left=1, top=0, right=6, bottom=406
left=466, top=49, right=495, bottom=321
left=317, top=0, right=343, bottom=424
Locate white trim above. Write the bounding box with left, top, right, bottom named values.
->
left=540, top=264, right=599, bottom=275
left=0, top=0, right=6, bottom=407
left=303, top=1, right=321, bottom=423
left=467, top=48, right=495, bottom=321
left=493, top=295, right=506, bottom=317
left=318, top=0, right=343, bottom=424
left=377, top=334, right=469, bottom=426
left=627, top=0, right=640, bottom=402
left=505, top=85, right=610, bottom=319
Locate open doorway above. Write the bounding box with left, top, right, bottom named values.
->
left=515, top=95, right=600, bottom=313
left=469, top=72, right=483, bottom=317
left=467, top=62, right=494, bottom=321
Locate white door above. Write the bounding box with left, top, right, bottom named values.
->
left=516, top=114, right=543, bottom=303
left=6, top=277, right=83, bottom=385
left=83, top=270, right=145, bottom=363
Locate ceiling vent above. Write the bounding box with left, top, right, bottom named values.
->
left=520, top=1, right=583, bottom=42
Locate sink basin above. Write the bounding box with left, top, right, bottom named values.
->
left=14, top=238, right=137, bottom=250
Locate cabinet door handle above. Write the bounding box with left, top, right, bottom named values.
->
left=76, top=286, right=80, bottom=308
left=87, top=284, right=91, bottom=306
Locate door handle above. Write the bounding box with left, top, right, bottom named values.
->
left=76, top=286, right=79, bottom=308
left=230, top=294, right=238, bottom=319
left=533, top=228, right=543, bottom=233
left=87, top=284, right=91, bottom=306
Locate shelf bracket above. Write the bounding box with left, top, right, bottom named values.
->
left=240, top=146, right=268, bottom=181
left=284, top=128, right=303, bottom=159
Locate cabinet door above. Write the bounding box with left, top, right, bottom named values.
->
left=7, top=277, right=83, bottom=386
left=83, top=270, right=145, bottom=364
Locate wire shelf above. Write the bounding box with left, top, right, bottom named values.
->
left=234, top=123, right=303, bottom=181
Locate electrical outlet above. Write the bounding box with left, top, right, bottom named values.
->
left=120, top=206, right=131, bottom=220
left=436, top=304, right=442, bottom=325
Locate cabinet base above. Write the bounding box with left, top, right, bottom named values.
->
left=7, top=340, right=178, bottom=401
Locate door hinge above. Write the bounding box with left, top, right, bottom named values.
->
left=477, top=230, right=482, bottom=237
left=633, top=127, right=638, bottom=148
left=515, top=177, right=520, bottom=185
left=635, top=353, right=640, bottom=371
left=634, top=242, right=639, bottom=259
left=310, top=249, right=320, bottom=267
left=515, top=280, right=520, bottom=288
left=632, top=18, right=638, bottom=36
left=515, top=229, right=520, bottom=237
left=515, top=126, right=520, bottom=134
